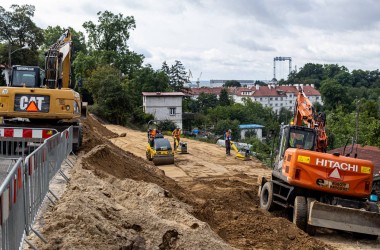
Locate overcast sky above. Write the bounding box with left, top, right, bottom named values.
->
left=6, top=0, right=380, bottom=81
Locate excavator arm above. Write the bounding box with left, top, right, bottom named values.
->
left=45, top=29, right=72, bottom=89
left=294, top=91, right=327, bottom=152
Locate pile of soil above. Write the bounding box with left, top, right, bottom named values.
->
left=34, top=115, right=333, bottom=249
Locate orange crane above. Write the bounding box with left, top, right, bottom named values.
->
left=259, top=90, right=380, bottom=239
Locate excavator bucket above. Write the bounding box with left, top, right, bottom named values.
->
left=309, top=201, right=380, bottom=236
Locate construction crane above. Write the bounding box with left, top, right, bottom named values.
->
left=187, top=69, right=193, bottom=83
left=196, top=72, right=202, bottom=88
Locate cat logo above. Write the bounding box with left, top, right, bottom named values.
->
left=20, top=96, right=44, bottom=110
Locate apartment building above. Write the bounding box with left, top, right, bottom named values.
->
left=189, top=84, right=322, bottom=113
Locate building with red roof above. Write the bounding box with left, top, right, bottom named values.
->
left=189, top=84, right=322, bottom=113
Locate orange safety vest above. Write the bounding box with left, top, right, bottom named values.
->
left=151, top=129, right=157, bottom=138
left=172, top=129, right=181, bottom=139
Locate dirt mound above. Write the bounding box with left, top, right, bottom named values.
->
left=37, top=157, right=233, bottom=249
left=81, top=143, right=196, bottom=205
left=189, top=178, right=330, bottom=249
left=81, top=115, right=119, bottom=153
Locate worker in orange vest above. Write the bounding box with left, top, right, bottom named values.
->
left=172, top=126, right=181, bottom=150
left=149, top=128, right=157, bottom=147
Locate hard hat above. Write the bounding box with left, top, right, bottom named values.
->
left=228, top=129, right=231, bottom=132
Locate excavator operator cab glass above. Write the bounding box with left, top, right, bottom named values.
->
left=11, top=66, right=43, bottom=88
left=288, top=127, right=315, bottom=150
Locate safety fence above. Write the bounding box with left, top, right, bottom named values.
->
left=0, top=126, right=76, bottom=250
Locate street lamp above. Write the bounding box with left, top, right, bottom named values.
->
left=8, top=44, right=30, bottom=67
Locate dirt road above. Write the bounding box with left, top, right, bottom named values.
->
left=28, top=116, right=379, bottom=249
left=107, top=124, right=271, bottom=183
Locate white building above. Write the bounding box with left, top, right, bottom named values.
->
left=190, top=84, right=322, bottom=114
left=142, top=92, right=186, bottom=129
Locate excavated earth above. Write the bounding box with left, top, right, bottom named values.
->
left=29, top=115, right=380, bottom=250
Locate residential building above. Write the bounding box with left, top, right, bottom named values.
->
left=189, top=84, right=322, bottom=114
left=142, top=92, right=186, bottom=129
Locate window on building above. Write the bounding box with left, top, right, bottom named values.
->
left=270, top=97, right=273, bottom=100
left=316, top=96, right=319, bottom=100
left=290, top=100, right=292, bottom=104
left=260, top=98, right=263, bottom=101
left=169, top=107, right=176, bottom=116
left=275, top=103, right=278, bottom=106
left=275, top=97, right=278, bottom=100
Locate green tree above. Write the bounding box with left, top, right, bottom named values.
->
left=161, top=61, right=170, bottom=75
left=85, top=64, right=121, bottom=103
left=219, top=88, right=231, bottom=106
left=169, top=60, right=189, bottom=91
left=197, top=92, right=218, bottom=113
left=86, top=65, right=129, bottom=124
left=0, top=4, right=43, bottom=66
left=83, top=10, right=135, bottom=52
left=223, top=80, right=241, bottom=87
left=214, top=119, right=240, bottom=140
left=82, top=10, right=143, bottom=76
left=319, top=79, right=350, bottom=111
left=323, top=64, right=348, bottom=79
left=278, top=107, right=293, bottom=124
left=125, top=65, right=170, bottom=109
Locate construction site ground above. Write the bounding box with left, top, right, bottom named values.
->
left=28, top=115, right=380, bottom=250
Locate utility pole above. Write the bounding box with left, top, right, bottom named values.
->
left=355, top=99, right=360, bottom=143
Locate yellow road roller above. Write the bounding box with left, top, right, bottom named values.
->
left=146, top=136, right=174, bottom=166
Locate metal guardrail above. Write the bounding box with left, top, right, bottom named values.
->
left=0, top=158, right=24, bottom=250
left=0, top=126, right=74, bottom=249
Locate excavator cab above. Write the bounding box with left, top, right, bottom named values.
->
left=274, top=125, right=316, bottom=170
left=10, top=66, right=44, bottom=88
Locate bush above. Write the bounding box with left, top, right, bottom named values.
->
left=158, top=120, right=177, bottom=132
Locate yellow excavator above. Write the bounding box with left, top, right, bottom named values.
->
left=230, top=141, right=251, bottom=161
left=0, top=29, right=84, bottom=151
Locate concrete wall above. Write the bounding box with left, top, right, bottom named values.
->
left=143, top=96, right=183, bottom=129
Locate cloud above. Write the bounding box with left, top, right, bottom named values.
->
left=7, top=0, right=380, bottom=79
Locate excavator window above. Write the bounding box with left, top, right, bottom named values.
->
left=288, top=128, right=315, bottom=150
left=11, top=67, right=43, bottom=87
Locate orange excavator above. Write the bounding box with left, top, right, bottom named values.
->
left=259, top=90, right=380, bottom=238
